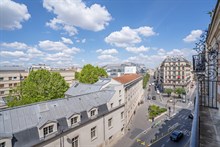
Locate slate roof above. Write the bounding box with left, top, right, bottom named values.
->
left=162, top=56, right=190, bottom=64
left=113, top=74, right=142, bottom=84
left=65, top=78, right=111, bottom=96
left=0, top=66, right=27, bottom=72
left=0, top=90, right=115, bottom=140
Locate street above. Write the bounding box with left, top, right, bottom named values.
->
left=113, top=75, right=195, bottom=147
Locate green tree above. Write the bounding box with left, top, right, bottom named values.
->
left=78, top=64, right=108, bottom=84
left=175, top=88, right=186, bottom=98
left=164, top=88, right=173, bottom=97
left=7, top=69, right=69, bottom=107
left=143, top=73, right=150, bottom=89
left=75, top=71, right=80, bottom=80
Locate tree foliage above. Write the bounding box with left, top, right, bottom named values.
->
left=175, top=88, right=186, bottom=97
left=148, top=105, right=167, bottom=119
left=7, top=70, right=69, bottom=107
left=164, top=88, right=173, bottom=97
left=77, top=64, right=108, bottom=84
left=143, top=73, right=150, bottom=89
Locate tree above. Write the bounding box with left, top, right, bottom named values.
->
left=143, top=73, right=150, bottom=89
left=164, top=88, right=173, bottom=97
left=78, top=64, right=108, bottom=84
left=75, top=71, right=80, bottom=80
left=7, top=69, right=69, bottom=107
left=175, top=88, right=186, bottom=98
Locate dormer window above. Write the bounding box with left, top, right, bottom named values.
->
left=111, top=103, right=113, bottom=108
left=71, top=116, right=79, bottom=125
left=43, top=125, right=54, bottom=137
left=91, top=110, right=96, bottom=117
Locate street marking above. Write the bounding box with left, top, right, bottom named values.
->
left=161, top=144, right=165, bottom=147
left=166, top=139, right=170, bottom=143
left=137, top=138, right=141, bottom=142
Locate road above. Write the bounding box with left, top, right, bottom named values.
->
left=131, top=109, right=192, bottom=147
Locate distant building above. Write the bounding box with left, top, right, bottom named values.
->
left=0, top=66, right=28, bottom=108
left=159, top=56, right=192, bottom=92
left=29, top=64, right=51, bottom=72
left=103, top=62, right=146, bottom=78
left=124, top=66, right=137, bottom=74
left=0, top=74, right=143, bottom=146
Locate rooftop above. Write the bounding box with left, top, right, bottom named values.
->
left=113, top=74, right=142, bottom=84
left=0, top=66, right=27, bottom=72
left=162, top=56, right=190, bottom=64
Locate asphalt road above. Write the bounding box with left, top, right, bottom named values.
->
left=131, top=108, right=192, bottom=147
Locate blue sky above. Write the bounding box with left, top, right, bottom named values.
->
left=0, top=0, right=217, bottom=68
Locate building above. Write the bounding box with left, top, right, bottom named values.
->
left=159, top=56, right=192, bottom=93
left=113, top=74, right=144, bottom=128
left=0, top=66, right=28, bottom=108
left=51, top=70, right=75, bottom=87
left=103, top=62, right=146, bottom=78
left=0, top=74, right=143, bottom=147
left=190, top=1, right=220, bottom=147
left=29, top=64, right=51, bottom=71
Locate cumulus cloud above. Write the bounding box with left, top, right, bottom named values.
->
left=0, top=0, right=31, bottom=30
left=105, top=26, right=156, bottom=47
left=43, top=0, right=112, bottom=36
left=98, top=54, right=118, bottom=61
left=125, top=46, right=150, bottom=53
left=183, top=30, right=203, bottom=43
left=0, top=42, right=29, bottom=50
left=44, top=52, right=71, bottom=61
left=96, top=48, right=118, bottom=54
left=0, top=51, right=26, bottom=57
left=61, top=37, right=73, bottom=44
left=39, top=40, right=80, bottom=54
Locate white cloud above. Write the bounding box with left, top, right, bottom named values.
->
left=125, top=46, right=150, bottom=53
left=82, top=38, right=86, bottom=43
left=0, top=51, right=26, bottom=57
left=135, top=26, right=156, bottom=37
left=0, top=42, right=29, bottom=50
left=105, top=26, right=156, bottom=47
left=98, top=54, right=118, bottom=60
left=183, top=30, right=203, bottom=43
left=44, top=52, right=71, bottom=61
left=96, top=48, right=118, bottom=54
left=61, top=37, right=73, bottom=44
left=38, top=40, right=80, bottom=54
left=0, top=0, right=31, bottom=30
left=43, top=0, right=112, bottom=36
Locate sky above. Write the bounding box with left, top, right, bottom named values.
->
left=0, top=0, right=217, bottom=68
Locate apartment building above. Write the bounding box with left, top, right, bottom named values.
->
left=0, top=75, right=143, bottom=147
left=0, top=66, right=28, bottom=108
left=159, top=56, right=192, bottom=92
left=113, top=74, right=144, bottom=127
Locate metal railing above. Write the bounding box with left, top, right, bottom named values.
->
left=189, top=82, right=200, bottom=147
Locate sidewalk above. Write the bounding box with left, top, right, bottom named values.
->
left=113, top=100, right=168, bottom=147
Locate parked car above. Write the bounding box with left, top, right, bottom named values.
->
left=170, top=130, right=183, bottom=141
left=152, top=96, right=156, bottom=100
left=188, top=113, right=194, bottom=119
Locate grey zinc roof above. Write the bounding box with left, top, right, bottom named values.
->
left=0, top=66, right=27, bottom=72
left=0, top=90, right=115, bottom=138
left=162, top=56, right=190, bottom=64
left=65, top=78, right=111, bottom=96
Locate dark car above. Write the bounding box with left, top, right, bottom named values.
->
left=170, top=130, right=183, bottom=141
left=152, top=96, right=156, bottom=100
left=188, top=113, right=194, bottom=119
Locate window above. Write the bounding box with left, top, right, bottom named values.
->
left=0, top=84, right=4, bottom=88
left=9, top=77, right=12, bottom=80
left=71, top=116, right=78, bottom=125
left=119, top=99, right=122, bottom=105
left=0, top=77, right=3, bottom=81
left=109, top=136, right=113, bottom=140
left=108, top=118, right=112, bottom=128
left=43, top=125, right=54, bottom=137
left=14, top=83, right=17, bottom=86
left=121, top=112, right=124, bottom=119
left=119, top=90, right=121, bottom=95
left=13, top=77, right=17, bottom=80
left=90, top=110, right=96, bottom=117
left=110, top=103, right=113, bottom=108
left=0, top=142, right=5, bottom=147
left=0, top=91, right=4, bottom=95
left=9, top=84, right=12, bottom=87
left=91, top=127, right=97, bottom=140
left=72, top=136, right=79, bottom=147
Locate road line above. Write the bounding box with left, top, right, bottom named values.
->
left=161, top=144, right=165, bottom=147
left=166, top=139, right=170, bottom=143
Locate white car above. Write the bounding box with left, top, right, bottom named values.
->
left=157, top=89, right=160, bottom=94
